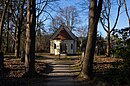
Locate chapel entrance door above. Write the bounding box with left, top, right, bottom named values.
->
left=60, top=43, right=67, bottom=54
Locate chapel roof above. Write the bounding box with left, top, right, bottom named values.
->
left=50, top=24, right=77, bottom=40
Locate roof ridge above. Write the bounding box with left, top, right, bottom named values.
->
left=50, top=24, right=77, bottom=40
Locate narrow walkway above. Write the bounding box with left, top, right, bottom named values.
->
left=39, top=55, right=81, bottom=86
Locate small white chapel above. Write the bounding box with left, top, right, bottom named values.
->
left=50, top=24, right=77, bottom=55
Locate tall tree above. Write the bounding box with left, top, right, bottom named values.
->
left=0, top=0, right=10, bottom=69
left=25, top=0, right=57, bottom=74
left=123, top=0, right=130, bottom=26
left=49, top=16, right=63, bottom=32
left=100, top=0, right=122, bottom=57
left=25, top=0, right=36, bottom=74
left=5, top=6, right=10, bottom=53
left=76, top=25, right=88, bottom=52
left=80, top=0, right=103, bottom=80
left=14, top=0, right=25, bottom=58
left=0, top=0, right=10, bottom=51
left=59, top=6, right=79, bottom=29
left=49, top=6, right=79, bottom=32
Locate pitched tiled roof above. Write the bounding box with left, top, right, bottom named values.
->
left=50, top=24, right=77, bottom=40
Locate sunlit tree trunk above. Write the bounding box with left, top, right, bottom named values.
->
left=80, top=0, right=103, bottom=80
left=25, top=0, right=36, bottom=74
left=106, top=32, right=111, bottom=57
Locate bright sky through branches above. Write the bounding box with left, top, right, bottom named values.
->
left=37, top=0, right=130, bottom=37
left=58, top=0, right=130, bottom=37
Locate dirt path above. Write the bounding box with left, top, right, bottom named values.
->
left=40, top=55, right=81, bottom=86
left=2, top=54, right=124, bottom=86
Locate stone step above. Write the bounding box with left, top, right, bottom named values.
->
left=52, top=67, right=72, bottom=70
left=42, top=72, right=79, bottom=77
left=51, top=69, right=81, bottom=73
left=44, top=76, right=74, bottom=81
left=50, top=62, right=75, bottom=65
left=50, top=64, right=72, bottom=67
left=51, top=66, right=80, bottom=70
left=49, top=64, right=81, bottom=68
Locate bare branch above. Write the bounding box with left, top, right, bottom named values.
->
left=101, top=11, right=108, bottom=20
left=100, top=17, right=109, bottom=33
left=111, top=0, right=121, bottom=32
left=36, top=0, right=48, bottom=17
left=9, top=30, right=16, bottom=41
left=123, top=0, right=130, bottom=26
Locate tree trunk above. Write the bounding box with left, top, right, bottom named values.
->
left=0, top=0, right=9, bottom=51
left=106, top=32, right=111, bottom=57
left=15, top=0, right=25, bottom=58
left=15, top=30, right=20, bottom=58
left=0, top=0, right=10, bottom=69
left=6, top=25, right=9, bottom=53
left=15, top=26, right=21, bottom=58
left=80, top=0, right=103, bottom=80
left=100, top=0, right=121, bottom=57
left=6, top=10, right=9, bottom=53
left=13, top=27, right=17, bottom=53
left=123, top=0, right=130, bottom=26
left=25, top=0, right=36, bottom=75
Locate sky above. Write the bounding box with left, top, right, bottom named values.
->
left=42, top=0, right=130, bottom=37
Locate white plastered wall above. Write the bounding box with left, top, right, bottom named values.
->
left=50, top=40, right=76, bottom=55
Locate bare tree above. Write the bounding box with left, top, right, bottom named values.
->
left=49, top=15, right=63, bottom=32
left=25, top=0, right=36, bottom=74
left=76, top=25, right=88, bottom=52
left=14, top=0, right=26, bottom=58
left=49, top=6, right=79, bottom=32
left=0, top=0, right=10, bottom=69
left=35, top=0, right=59, bottom=52
left=25, top=0, right=59, bottom=74
left=0, top=0, right=10, bottom=51
left=76, top=25, right=88, bottom=37
left=100, top=0, right=122, bottom=57
left=79, top=0, right=103, bottom=80
left=123, top=0, right=130, bottom=26
left=59, top=6, right=79, bottom=29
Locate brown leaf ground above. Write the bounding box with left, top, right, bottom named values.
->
left=0, top=53, right=126, bottom=86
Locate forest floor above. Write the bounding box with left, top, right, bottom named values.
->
left=0, top=53, right=125, bottom=86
